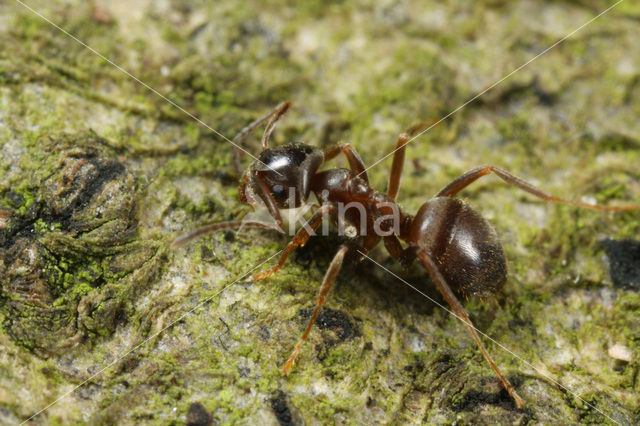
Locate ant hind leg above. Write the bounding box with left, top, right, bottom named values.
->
left=415, top=248, right=525, bottom=409
left=436, top=165, right=636, bottom=211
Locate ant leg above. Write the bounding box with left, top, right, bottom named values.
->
left=282, top=244, right=350, bottom=374
left=231, top=102, right=290, bottom=175
left=388, top=122, right=431, bottom=200
left=388, top=133, right=410, bottom=201
left=382, top=235, right=418, bottom=269
left=323, top=144, right=369, bottom=184
left=383, top=235, right=404, bottom=262
left=436, top=165, right=637, bottom=211
left=415, top=249, right=525, bottom=409
left=253, top=205, right=335, bottom=280
left=254, top=172, right=285, bottom=227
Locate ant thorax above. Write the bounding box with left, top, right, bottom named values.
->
left=311, top=168, right=405, bottom=238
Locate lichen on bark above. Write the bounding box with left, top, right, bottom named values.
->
left=1, top=0, right=640, bottom=425
left=0, top=133, right=164, bottom=355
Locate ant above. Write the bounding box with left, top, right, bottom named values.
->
left=172, top=102, right=636, bottom=409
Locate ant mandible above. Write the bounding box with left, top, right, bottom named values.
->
left=172, top=102, right=636, bottom=409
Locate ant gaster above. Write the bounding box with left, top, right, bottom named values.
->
left=173, top=102, right=636, bottom=409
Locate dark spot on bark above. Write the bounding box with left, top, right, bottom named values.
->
left=431, top=353, right=454, bottom=377
left=257, top=324, right=270, bottom=341
left=56, top=158, right=125, bottom=223
left=403, top=359, right=425, bottom=375
left=186, top=402, right=212, bottom=426
left=0, top=210, right=37, bottom=249
left=484, top=77, right=556, bottom=107
left=113, top=309, right=127, bottom=326
left=5, top=191, right=23, bottom=208
left=269, top=390, right=295, bottom=426
left=0, top=133, right=158, bottom=356
left=118, top=355, right=141, bottom=374
left=299, top=307, right=358, bottom=341
left=293, top=234, right=348, bottom=269
left=215, top=170, right=237, bottom=185
left=507, top=317, right=537, bottom=336
left=238, top=365, right=250, bottom=377
left=200, top=245, right=215, bottom=261
left=451, top=375, right=523, bottom=412
left=601, top=239, right=640, bottom=290
left=75, top=383, right=102, bottom=400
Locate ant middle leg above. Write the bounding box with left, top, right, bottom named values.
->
left=415, top=248, right=525, bottom=409
left=231, top=102, right=290, bottom=175
left=282, top=243, right=350, bottom=374
left=388, top=122, right=431, bottom=201
left=436, top=165, right=637, bottom=211
left=387, top=133, right=410, bottom=201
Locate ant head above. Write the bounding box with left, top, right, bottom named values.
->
left=240, top=142, right=324, bottom=210
left=236, top=103, right=323, bottom=224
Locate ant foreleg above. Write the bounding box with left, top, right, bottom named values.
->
left=436, top=165, right=637, bottom=211
left=282, top=244, right=350, bottom=374
left=323, top=144, right=369, bottom=184
left=253, top=205, right=335, bottom=281
left=415, top=249, right=525, bottom=409
left=231, top=102, right=290, bottom=175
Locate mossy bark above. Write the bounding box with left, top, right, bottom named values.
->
left=1, top=0, right=639, bottom=424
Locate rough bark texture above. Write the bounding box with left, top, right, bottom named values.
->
left=1, top=0, right=640, bottom=424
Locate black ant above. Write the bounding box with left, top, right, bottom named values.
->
left=172, top=102, right=636, bottom=409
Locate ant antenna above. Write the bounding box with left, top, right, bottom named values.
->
left=261, top=101, right=290, bottom=149
left=231, top=102, right=291, bottom=175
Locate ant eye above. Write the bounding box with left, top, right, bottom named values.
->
left=271, top=184, right=287, bottom=201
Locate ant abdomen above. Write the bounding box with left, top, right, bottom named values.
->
left=407, top=197, right=507, bottom=297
